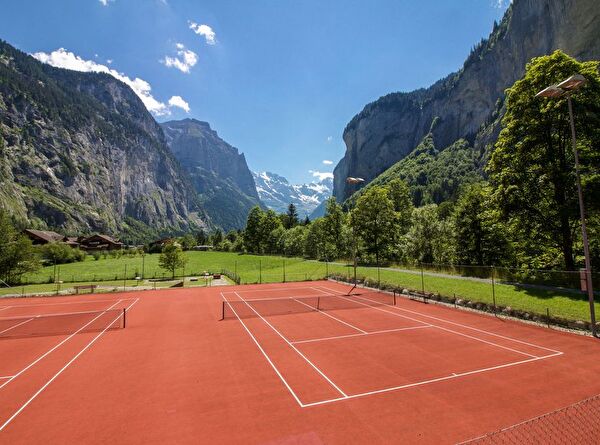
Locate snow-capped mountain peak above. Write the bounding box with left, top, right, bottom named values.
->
left=252, top=171, right=333, bottom=216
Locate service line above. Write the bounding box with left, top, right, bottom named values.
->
left=0, top=298, right=139, bottom=432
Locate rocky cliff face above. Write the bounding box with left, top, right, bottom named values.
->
left=334, top=0, right=600, bottom=200
left=0, top=40, right=207, bottom=240
left=161, top=119, right=262, bottom=230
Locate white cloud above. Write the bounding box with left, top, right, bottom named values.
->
left=32, top=48, right=187, bottom=116
left=106, top=59, right=113, bottom=64
left=162, top=43, right=198, bottom=73
left=168, top=95, right=190, bottom=113
left=322, top=160, right=333, bottom=165
left=99, top=0, right=114, bottom=6
left=326, top=136, right=333, bottom=142
left=189, top=22, right=217, bottom=45
left=309, top=170, right=334, bottom=181
left=492, top=0, right=511, bottom=8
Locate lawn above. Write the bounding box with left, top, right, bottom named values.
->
left=3, top=251, right=595, bottom=326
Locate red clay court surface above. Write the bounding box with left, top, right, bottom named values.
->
left=1, top=280, right=600, bottom=444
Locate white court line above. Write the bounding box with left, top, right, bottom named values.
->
left=0, top=298, right=139, bottom=432
left=233, top=291, right=348, bottom=398
left=316, top=285, right=561, bottom=357
left=0, top=375, right=14, bottom=380
left=0, top=317, right=35, bottom=335
left=332, top=291, right=538, bottom=359
left=301, top=351, right=562, bottom=408
left=0, top=297, right=137, bottom=309
left=221, top=292, right=336, bottom=302
left=221, top=294, right=304, bottom=407
left=0, top=299, right=124, bottom=391
left=0, top=306, right=11, bottom=312
left=225, top=285, right=327, bottom=295
left=291, top=325, right=432, bottom=345
left=0, top=308, right=126, bottom=320
left=291, top=297, right=367, bottom=334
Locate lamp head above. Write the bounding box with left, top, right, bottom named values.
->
left=557, top=74, right=587, bottom=91
left=535, top=85, right=564, bottom=98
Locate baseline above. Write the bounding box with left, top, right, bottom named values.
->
left=0, top=298, right=139, bottom=432
left=0, top=299, right=125, bottom=391
left=315, top=285, right=561, bottom=358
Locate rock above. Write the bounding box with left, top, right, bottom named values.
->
left=161, top=119, right=261, bottom=230
left=0, top=41, right=208, bottom=235
left=333, top=0, right=600, bottom=201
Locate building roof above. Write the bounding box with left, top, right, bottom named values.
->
left=83, top=234, right=122, bottom=245
left=23, top=229, right=65, bottom=243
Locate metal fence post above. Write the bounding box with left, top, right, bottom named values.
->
left=124, top=264, right=127, bottom=291
left=491, top=266, right=497, bottom=316
left=420, top=263, right=425, bottom=301
left=283, top=260, right=286, bottom=283
left=259, top=260, right=262, bottom=284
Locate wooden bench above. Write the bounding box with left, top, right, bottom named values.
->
left=74, top=284, right=98, bottom=294
left=212, top=274, right=221, bottom=279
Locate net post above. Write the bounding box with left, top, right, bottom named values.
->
left=219, top=301, right=225, bottom=321
left=393, top=290, right=396, bottom=306
left=317, top=296, right=320, bottom=311
left=123, top=308, right=126, bottom=328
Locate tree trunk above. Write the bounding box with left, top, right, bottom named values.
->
left=561, top=214, right=575, bottom=270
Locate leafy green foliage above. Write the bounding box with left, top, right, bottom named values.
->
left=488, top=50, right=600, bottom=270
left=39, top=243, right=86, bottom=264
left=405, top=205, right=455, bottom=264
left=350, top=187, right=398, bottom=264
left=0, top=210, right=40, bottom=283
left=452, top=183, right=513, bottom=266
left=348, top=134, right=484, bottom=208
left=158, top=243, right=187, bottom=279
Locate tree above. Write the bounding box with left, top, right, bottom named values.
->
left=284, top=203, right=299, bottom=229
left=283, top=225, right=307, bottom=257
left=180, top=234, right=196, bottom=251
left=210, top=229, right=224, bottom=247
left=195, top=229, right=208, bottom=245
left=244, top=206, right=264, bottom=253
left=304, top=218, right=331, bottom=260
left=406, top=204, right=456, bottom=264
left=453, top=183, right=513, bottom=266
left=350, top=186, right=398, bottom=265
left=260, top=210, right=283, bottom=254
left=159, top=243, right=187, bottom=279
left=0, top=212, right=40, bottom=284
left=322, top=197, right=346, bottom=259
left=488, top=50, right=600, bottom=270
left=385, top=179, right=413, bottom=233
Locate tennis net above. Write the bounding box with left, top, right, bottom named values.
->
left=220, top=291, right=396, bottom=320
left=0, top=308, right=126, bottom=339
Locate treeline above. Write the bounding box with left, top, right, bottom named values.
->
left=210, top=51, right=600, bottom=271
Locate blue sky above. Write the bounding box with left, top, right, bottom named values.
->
left=1, top=0, right=509, bottom=184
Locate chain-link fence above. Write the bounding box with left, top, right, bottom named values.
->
left=2, top=254, right=597, bottom=334
left=459, top=393, right=600, bottom=444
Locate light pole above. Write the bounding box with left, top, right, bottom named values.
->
left=536, top=74, right=596, bottom=336
left=346, top=176, right=365, bottom=294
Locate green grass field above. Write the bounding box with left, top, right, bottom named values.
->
left=1, top=251, right=595, bottom=327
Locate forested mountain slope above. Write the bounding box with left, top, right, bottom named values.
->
left=335, top=0, right=600, bottom=201
left=0, top=40, right=208, bottom=240
left=161, top=119, right=262, bottom=231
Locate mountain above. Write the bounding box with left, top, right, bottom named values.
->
left=334, top=0, right=600, bottom=202
left=0, top=40, right=207, bottom=241
left=252, top=171, right=332, bottom=216
left=161, top=119, right=262, bottom=231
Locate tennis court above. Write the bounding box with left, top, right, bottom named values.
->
left=1, top=280, right=600, bottom=444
